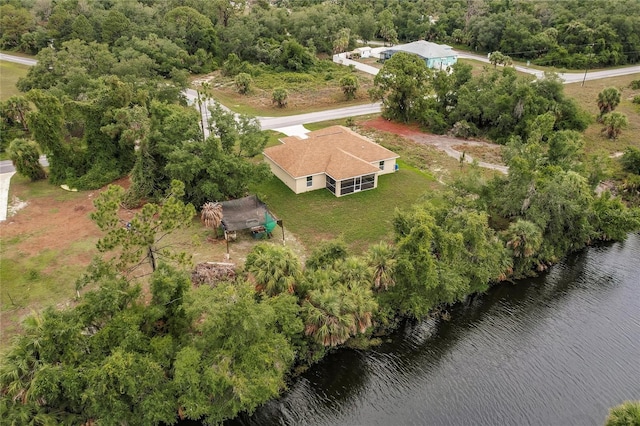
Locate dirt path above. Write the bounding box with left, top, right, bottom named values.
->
left=360, top=118, right=508, bottom=174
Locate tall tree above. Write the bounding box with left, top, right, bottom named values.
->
left=0, top=4, right=34, bottom=49
left=164, top=6, right=217, bottom=55
left=89, top=180, right=196, bottom=279
left=178, top=279, right=297, bottom=423
left=370, top=52, right=433, bottom=123
left=25, top=90, right=72, bottom=184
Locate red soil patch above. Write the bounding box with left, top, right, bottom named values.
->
left=1, top=177, right=132, bottom=258
left=2, top=192, right=100, bottom=257
left=360, top=117, right=424, bottom=137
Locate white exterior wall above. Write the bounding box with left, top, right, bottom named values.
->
left=265, top=157, right=298, bottom=193
left=294, top=174, right=327, bottom=194
left=372, top=158, right=398, bottom=176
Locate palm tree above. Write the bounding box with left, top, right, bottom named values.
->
left=2, top=96, right=30, bottom=131
left=302, top=288, right=354, bottom=347
left=245, top=243, right=301, bottom=296
left=601, top=112, right=628, bottom=140
left=334, top=257, right=370, bottom=289
left=271, top=88, right=288, bottom=108
left=597, top=87, right=621, bottom=118
left=503, top=219, right=543, bottom=258
left=502, top=219, right=544, bottom=277
left=365, top=242, right=397, bottom=291
left=343, top=283, right=377, bottom=334
left=301, top=269, right=377, bottom=347
left=200, top=202, right=223, bottom=237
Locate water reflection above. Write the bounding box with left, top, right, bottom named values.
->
left=231, top=234, right=640, bottom=426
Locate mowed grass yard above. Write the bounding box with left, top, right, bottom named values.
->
left=0, top=60, right=30, bottom=101
left=564, top=73, right=640, bottom=154
left=251, top=158, right=439, bottom=254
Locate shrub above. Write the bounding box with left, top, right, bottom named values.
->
left=630, top=80, right=640, bottom=90
left=450, top=120, right=478, bottom=139
left=235, top=73, right=252, bottom=94
left=340, top=75, right=359, bottom=100
left=604, top=400, right=640, bottom=426
left=7, top=138, right=46, bottom=181
left=632, top=95, right=640, bottom=105
left=419, top=109, right=449, bottom=134
left=272, top=88, right=288, bottom=108
left=621, top=147, right=640, bottom=175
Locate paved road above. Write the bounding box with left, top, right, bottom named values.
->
left=0, top=52, right=37, bottom=66
left=259, top=103, right=381, bottom=130
left=0, top=156, right=48, bottom=174
left=455, top=51, right=640, bottom=83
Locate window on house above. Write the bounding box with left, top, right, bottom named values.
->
left=306, top=176, right=313, bottom=187
left=326, top=176, right=336, bottom=194
left=379, top=161, right=385, bottom=170
left=361, top=174, right=375, bottom=190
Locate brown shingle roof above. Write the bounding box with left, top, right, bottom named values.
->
left=263, top=126, right=399, bottom=180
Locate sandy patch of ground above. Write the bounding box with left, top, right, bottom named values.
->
left=360, top=117, right=508, bottom=173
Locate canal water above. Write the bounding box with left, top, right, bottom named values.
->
left=231, top=233, right=640, bottom=426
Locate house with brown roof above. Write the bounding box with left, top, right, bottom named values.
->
left=263, top=126, right=399, bottom=197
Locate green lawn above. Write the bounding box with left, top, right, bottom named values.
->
left=0, top=60, right=29, bottom=101
left=251, top=159, right=438, bottom=253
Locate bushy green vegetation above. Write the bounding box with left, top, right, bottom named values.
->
left=372, top=56, right=591, bottom=143
left=7, top=138, right=45, bottom=181
left=605, top=401, right=640, bottom=426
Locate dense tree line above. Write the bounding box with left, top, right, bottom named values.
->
left=2, top=38, right=268, bottom=203
left=3, top=0, right=640, bottom=69
left=371, top=53, right=591, bottom=143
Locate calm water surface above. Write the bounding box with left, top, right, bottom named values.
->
left=231, top=233, right=640, bottom=426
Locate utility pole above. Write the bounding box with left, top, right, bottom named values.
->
left=582, top=44, right=595, bottom=87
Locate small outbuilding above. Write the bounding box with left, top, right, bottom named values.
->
left=353, top=46, right=372, bottom=58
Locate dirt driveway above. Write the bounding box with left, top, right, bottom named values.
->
left=360, top=117, right=508, bottom=174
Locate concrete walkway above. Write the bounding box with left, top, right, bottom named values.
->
left=0, top=172, right=15, bottom=221
left=272, top=125, right=310, bottom=138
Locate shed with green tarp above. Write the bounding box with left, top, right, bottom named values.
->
left=219, top=195, right=283, bottom=247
